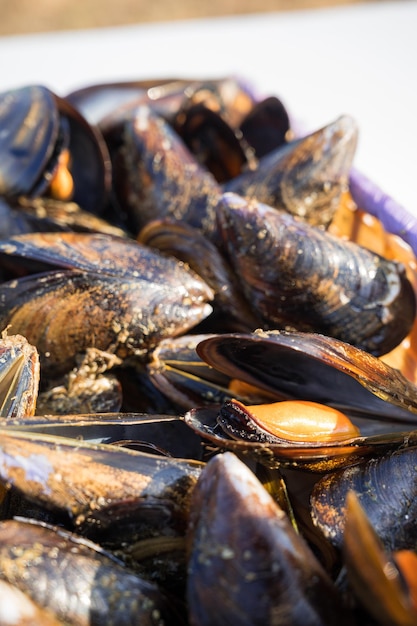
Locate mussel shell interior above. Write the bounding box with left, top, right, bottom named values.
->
left=196, top=331, right=417, bottom=425
left=184, top=405, right=417, bottom=472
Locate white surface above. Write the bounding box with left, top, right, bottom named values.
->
left=0, top=1, right=416, bottom=218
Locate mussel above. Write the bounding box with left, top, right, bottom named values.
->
left=0, top=232, right=214, bottom=376
left=310, top=445, right=417, bottom=552
left=0, top=84, right=111, bottom=215
left=224, top=114, right=358, bottom=228
left=216, top=193, right=416, bottom=356
left=0, top=427, right=203, bottom=552
left=186, top=451, right=353, bottom=625
left=184, top=330, right=417, bottom=470
left=103, top=104, right=222, bottom=239
left=0, top=517, right=183, bottom=625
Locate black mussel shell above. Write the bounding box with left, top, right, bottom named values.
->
left=311, top=446, right=417, bottom=552
left=0, top=85, right=60, bottom=198
left=0, top=84, right=112, bottom=216
left=239, top=95, right=291, bottom=158
left=172, top=102, right=254, bottom=183
left=187, top=452, right=354, bottom=626
left=0, top=518, right=185, bottom=624
left=223, top=114, right=358, bottom=229
left=216, top=192, right=416, bottom=356
left=196, top=330, right=417, bottom=423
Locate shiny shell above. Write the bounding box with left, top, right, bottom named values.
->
left=0, top=233, right=213, bottom=375
left=224, top=114, right=358, bottom=228
left=216, top=193, right=416, bottom=356
left=0, top=85, right=59, bottom=198
left=0, top=332, right=39, bottom=418
left=0, top=84, right=111, bottom=215
left=195, top=330, right=417, bottom=423
left=187, top=451, right=353, bottom=626
left=105, top=104, right=222, bottom=238
left=311, top=445, right=417, bottom=552
left=0, top=518, right=182, bottom=625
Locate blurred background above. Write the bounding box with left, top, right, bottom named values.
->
left=0, top=0, right=389, bottom=36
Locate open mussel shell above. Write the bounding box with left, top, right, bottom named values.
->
left=184, top=404, right=417, bottom=472
left=183, top=330, right=417, bottom=470
left=196, top=330, right=417, bottom=423
left=0, top=84, right=111, bottom=215
left=0, top=85, right=59, bottom=198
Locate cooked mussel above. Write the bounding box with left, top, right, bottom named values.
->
left=217, top=398, right=361, bottom=444
left=183, top=330, right=417, bottom=470
left=185, top=403, right=417, bottom=472
left=195, top=330, right=417, bottom=424
left=0, top=84, right=111, bottom=215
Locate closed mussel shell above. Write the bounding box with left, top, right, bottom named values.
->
left=216, top=193, right=416, bottom=356
left=311, top=445, right=417, bottom=552
left=0, top=428, right=203, bottom=539
left=187, top=452, right=353, bottom=626
left=105, top=104, right=222, bottom=238
left=0, top=233, right=214, bottom=375
left=0, top=517, right=184, bottom=625
left=224, top=114, right=358, bottom=228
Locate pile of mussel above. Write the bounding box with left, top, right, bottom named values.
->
left=0, top=76, right=417, bottom=625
